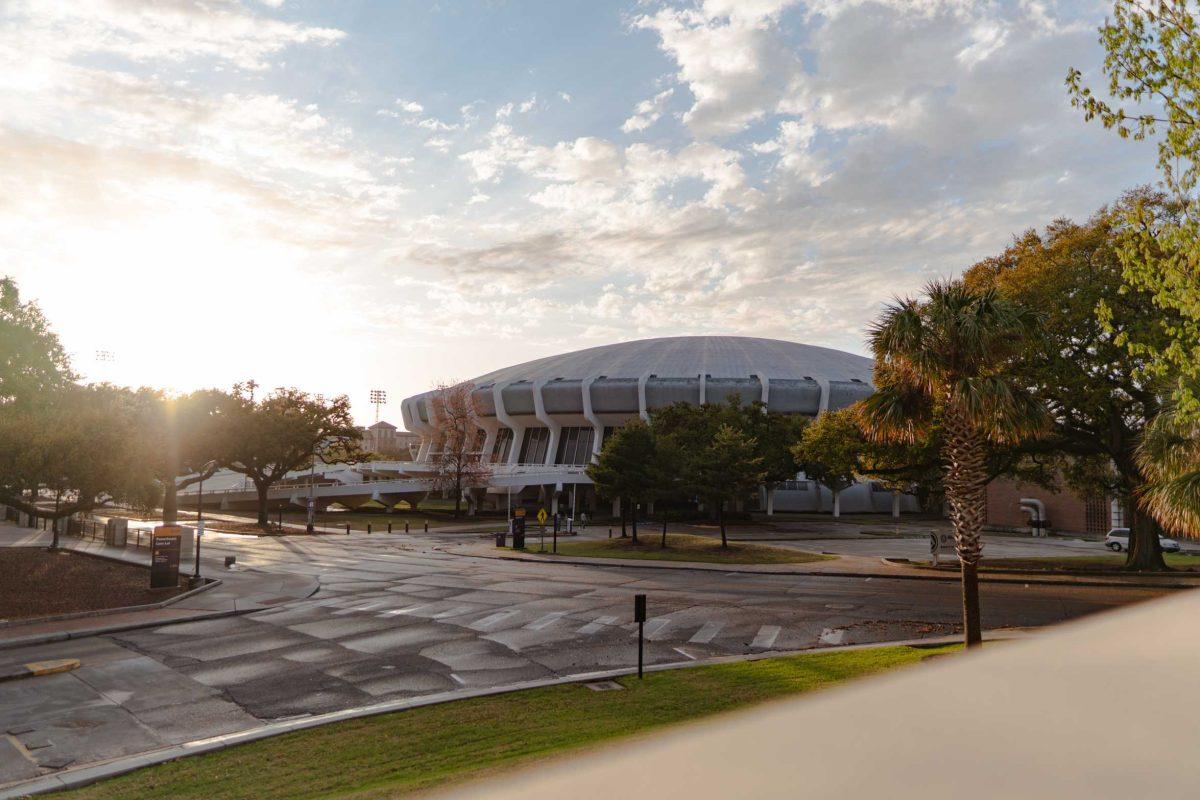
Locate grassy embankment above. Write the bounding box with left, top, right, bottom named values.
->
left=54, top=643, right=954, bottom=800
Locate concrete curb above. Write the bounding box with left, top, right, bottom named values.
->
left=0, top=630, right=1025, bottom=798
left=883, top=557, right=1200, bottom=580
left=453, top=548, right=1198, bottom=590
left=0, top=658, right=80, bottom=684
left=0, top=608, right=252, bottom=652
left=0, top=577, right=221, bottom=631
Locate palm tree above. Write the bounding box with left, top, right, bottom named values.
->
left=1138, top=408, right=1200, bottom=537
left=859, top=280, right=1048, bottom=648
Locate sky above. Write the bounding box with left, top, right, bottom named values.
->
left=0, top=0, right=1159, bottom=425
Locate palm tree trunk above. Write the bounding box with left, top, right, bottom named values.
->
left=960, top=560, right=982, bottom=647
left=943, top=408, right=987, bottom=649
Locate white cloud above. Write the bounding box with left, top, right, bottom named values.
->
left=621, top=88, right=674, bottom=133
left=395, top=98, right=424, bottom=113
left=632, top=1, right=802, bottom=137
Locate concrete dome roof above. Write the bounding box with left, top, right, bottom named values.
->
left=468, top=335, right=872, bottom=385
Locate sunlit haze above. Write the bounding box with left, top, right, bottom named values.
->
left=1, top=0, right=1156, bottom=423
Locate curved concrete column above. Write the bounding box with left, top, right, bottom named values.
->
left=637, top=372, right=654, bottom=423
left=582, top=375, right=604, bottom=460
left=699, top=373, right=707, bottom=405
left=814, top=377, right=831, bottom=414
left=533, top=379, right=561, bottom=467
left=753, top=371, right=770, bottom=406
left=492, top=382, right=524, bottom=466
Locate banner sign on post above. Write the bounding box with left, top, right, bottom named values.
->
left=929, top=532, right=956, bottom=566
left=151, top=525, right=183, bottom=588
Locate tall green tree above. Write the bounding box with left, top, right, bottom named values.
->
left=586, top=418, right=657, bottom=543
left=0, top=385, right=158, bottom=547
left=1068, top=1, right=1200, bottom=419
left=0, top=276, right=73, bottom=405
left=739, top=402, right=807, bottom=515
left=964, top=198, right=1179, bottom=569
left=792, top=408, right=862, bottom=517
left=861, top=280, right=1048, bottom=648
left=221, top=384, right=363, bottom=527
left=142, top=388, right=236, bottom=525
left=690, top=424, right=765, bottom=547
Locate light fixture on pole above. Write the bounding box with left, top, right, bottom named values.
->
left=193, top=459, right=217, bottom=586
left=369, top=389, right=387, bottom=423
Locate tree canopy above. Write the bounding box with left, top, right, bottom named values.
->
left=1068, top=1, right=1200, bottom=419
left=0, top=276, right=73, bottom=405
left=221, top=384, right=362, bottom=526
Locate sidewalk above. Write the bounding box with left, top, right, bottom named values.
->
left=450, top=540, right=1200, bottom=590
left=0, top=523, right=319, bottom=649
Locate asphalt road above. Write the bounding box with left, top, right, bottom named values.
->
left=0, top=532, right=1175, bottom=785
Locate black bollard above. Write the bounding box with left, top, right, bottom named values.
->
left=367, top=523, right=372, bottom=535
left=405, top=521, right=410, bottom=533
left=387, top=522, right=392, bottom=534
left=424, top=521, right=429, bottom=533
left=345, top=524, right=350, bottom=536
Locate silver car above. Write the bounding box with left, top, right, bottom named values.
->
left=1104, top=528, right=1180, bottom=553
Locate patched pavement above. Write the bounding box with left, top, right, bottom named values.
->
left=0, top=532, right=1174, bottom=786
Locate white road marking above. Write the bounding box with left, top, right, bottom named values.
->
left=689, top=621, right=724, bottom=644
left=380, top=604, right=430, bottom=617
left=525, top=611, right=566, bottom=631
left=470, top=610, right=521, bottom=631
left=751, top=625, right=781, bottom=649
left=450, top=673, right=466, bottom=685
left=577, top=615, right=619, bottom=635
left=333, top=601, right=387, bottom=616
left=637, top=618, right=671, bottom=640
left=432, top=605, right=474, bottom=620
left=672, top=647, right=697, bottom=661
left=819, top=628, right=846, bottom=645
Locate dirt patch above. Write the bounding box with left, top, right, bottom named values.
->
left=0, top=548, right=186, bottom=622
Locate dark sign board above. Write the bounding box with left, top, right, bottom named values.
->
left=634, top=594, right=647, bottom=622
left=151, top=525, right=182, bottom=589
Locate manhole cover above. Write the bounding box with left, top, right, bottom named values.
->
left=584, top=680, right=625, bottom=692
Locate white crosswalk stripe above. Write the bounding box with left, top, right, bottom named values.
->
left=577, top=615, right=619, bottom=635
left=431, top=605, right=474, bottom=620
left=470, top=609, right=521, bottom=631
left=334, top=601, right=387, bottom=616
left=636, top=618, right=671, bottom=640
left=524, top=611, right=566, bottom=630
left=379, top=604, right=430, bottom=617
left=689, top=621, right=724, bottom=644
left=751, top=625, right=781, bottom=649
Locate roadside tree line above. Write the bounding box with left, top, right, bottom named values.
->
left=0, top=280, right=362, bottom=540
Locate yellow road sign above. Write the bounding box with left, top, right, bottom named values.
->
left=537, top=508, right=548, bottom=525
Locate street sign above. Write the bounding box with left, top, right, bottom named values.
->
left=150, top=525, right=183, bottom=588
left=929, top=532, right=956, bottom=566
left=515, top=507, right=526, bottom=518
left=634, top=594, right=647, bottom=679
left=537, top=508, right=548, bottom=525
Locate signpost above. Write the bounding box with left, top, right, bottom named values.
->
left=929, top=531, right=956, bottom=566
left=512, top=507, right=526, bottom=549
left=151, top=525, right=183, bottom=589
left=537, top=508, right=548, bottom=553
left=634, top=594, right=647, bottom=679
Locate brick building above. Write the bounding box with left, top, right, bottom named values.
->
left=986, top=477, right=1121, bottom=537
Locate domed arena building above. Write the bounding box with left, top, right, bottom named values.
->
left=401, top=336, right=914, bottom=517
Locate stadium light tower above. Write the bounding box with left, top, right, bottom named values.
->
left=370, top=389, right=387, bottom=423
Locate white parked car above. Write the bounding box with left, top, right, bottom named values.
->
left=1104, top=528, right=1180, bottom=553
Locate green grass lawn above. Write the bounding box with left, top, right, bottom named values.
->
left=527, top=532, right=833, bottom=564
left=979, top=553, right=1200, bottom=572
left=52, top=644, right=954, bottom=800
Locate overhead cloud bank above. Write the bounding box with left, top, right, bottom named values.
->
left=0, top=0, right=1156, bottom=412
